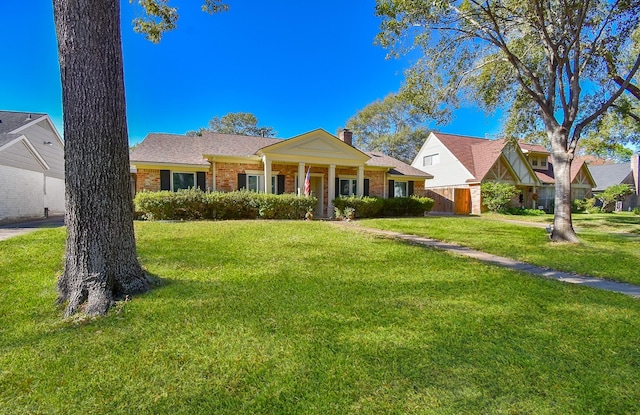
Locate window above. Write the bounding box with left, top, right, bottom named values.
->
left=173, top=172, right=195, bottom=191
left=247, top=175, right=278, bottom=193
left=541, top=158, right=547, bottom=167
left=394, top=181, right=407, bottom=198
left=531, top=158, right=538, bottom=166
left=423, top=153, right=440, bottom=167
left=339, top=178, right=357, bottom=196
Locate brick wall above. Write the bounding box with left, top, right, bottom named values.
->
left=0, top=165, right=44, bottom=221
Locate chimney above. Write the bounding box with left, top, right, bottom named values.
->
left=339, top=128, right=353, bottom=146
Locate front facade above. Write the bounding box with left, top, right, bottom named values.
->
left=130, top=129, right=433, bottom=217
left=411, top=132, right=594, bottom=214
left=0, top=111, right=65, bottom=223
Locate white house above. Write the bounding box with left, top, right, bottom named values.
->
left=411, top=132, right=594, bottom=214
left=0, top=111, right=65, bottom=223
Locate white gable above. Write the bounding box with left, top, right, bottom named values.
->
left=258, top=129, right=370, bottom=166
left=412, top=132, right=474, bottom=187
left=502, top=143, right=539, bottom=185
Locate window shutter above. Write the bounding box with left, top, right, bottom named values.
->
left=408, top=181, right=414, bottom=196
left=335, top=178, right=340, bottom=197
left=388, top=180, right=394, bottom=198
left=197, top=172, right=206, bottom=191
left=364, top=179, right=370, bottom=196
left=277, top=175, right=285, bottom=195
left=160, top=170, right=171, bottom=191
left=238, top=173, right=247, bottom=190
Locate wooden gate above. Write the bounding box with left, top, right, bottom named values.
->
left=454, top=188, right=471, bottom=215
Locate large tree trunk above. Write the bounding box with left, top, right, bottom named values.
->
left=549, top=132, right=580, bottom=243
left=53, top=0, right=148, bottom=317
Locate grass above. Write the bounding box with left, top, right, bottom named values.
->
left=1, top=220, right=640, bottom=414
left=361, top=212, right=640, bottom=286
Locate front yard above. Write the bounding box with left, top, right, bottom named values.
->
left=1, top=219, right=640, bottom=414
left=362, top=212, right=640, bottom=285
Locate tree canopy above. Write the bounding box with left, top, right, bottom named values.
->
left=375, top=0, right=640, bottom=242
left=345, top=94, right=430, bottom=164
left=187, top=112, right=277, bottom=137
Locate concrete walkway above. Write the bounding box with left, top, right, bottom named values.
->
left=331, top=221, right=640, bottom=298
left=0, top=216, right=65, bottom=241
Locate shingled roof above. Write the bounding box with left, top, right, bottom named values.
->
left=432, top=133, right=509, bottom=180
left=130, top=133, right=284, bottom=165
left=589, top=162, right=633, bottom=191
left=131, top=132, right=432, bottom=178
left=365, top=151, right=433, bottom=178
left=0, top=111, right=47, bottom=134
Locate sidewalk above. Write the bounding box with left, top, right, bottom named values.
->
left=0, top=216, right=65, bottom=241
left=331, top=221, right=640, bottom=298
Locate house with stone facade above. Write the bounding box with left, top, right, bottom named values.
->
left=0, top=111, right=65, bottom=222
left=411, top=132, right=594, bottom=214
left=130, top=129, right=433, bottom=217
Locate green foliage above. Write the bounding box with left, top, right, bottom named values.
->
left=597, top=184, right=634, bottom=211
left=633, top=207, right=640, bottom=215
left=481, top=182, right=520, bottom=213
left=186, top=112, right=276, bottom=137
left=131, top=0, right=228, bottom=43
left=333, top=195, right=434, bottom=218
left=134, top=189, right=316, bottom=220
left=504, top=207, right=546, bottom=216
left=333, top=196, right=385, bottom=218
left=345, top=93, right=430, bottom=163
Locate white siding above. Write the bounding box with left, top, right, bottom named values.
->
left=0, top=165, right=45, bottom=221
left=0, top=140, right=46, bottom=172
left=411, top=133, right=474, bottom=188
left=22, top=123, right=65, bottom=179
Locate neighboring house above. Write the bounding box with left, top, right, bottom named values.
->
left=411, top=132, right=594, bottom=214
left=0, top=111, right=65, bottom=223
left=130, top=129, right=433, bottom=217
left=589, top=154, right=639, bottom=210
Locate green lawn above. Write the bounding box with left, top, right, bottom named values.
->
left=2, top=221, right=640, bottom=414
left=361, top=212, right=640, bottom=285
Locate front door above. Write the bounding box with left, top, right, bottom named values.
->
left=309, top=176, right=324, bottom=217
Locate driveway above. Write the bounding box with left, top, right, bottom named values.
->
left=0, top=216, right=65, bottom=241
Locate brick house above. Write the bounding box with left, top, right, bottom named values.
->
left=130, top=129, right=433, bottom=217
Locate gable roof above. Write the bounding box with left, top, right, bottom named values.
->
left=532, top=156, right=594, bottom=185
left=131, top=131, right=433, bottom=178
left=0, top=111, right=48, bottom=134
left=589, top=162, right=633, bottom=191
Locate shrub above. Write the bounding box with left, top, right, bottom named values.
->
left=382, top=196, right=435, bottom=217
left=333, top=196, right=384, bottom=218
left=135, top=190, right=317, bottom=221
left=481, top=182, right=520, bottom=212
left=633, top=207, right=640, bottom=215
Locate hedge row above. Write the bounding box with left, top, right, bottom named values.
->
left=333, top=195, right=435, bottom=218
left=134, top=189, right=317, bottom=220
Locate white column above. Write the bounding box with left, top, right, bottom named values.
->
left=328, top=164, right=336, bottom=214
left=298, top=162, right=305, bottom=196
left=357, top=166, right=364, bottom=197
left=263, top=156, right=272, bottom=194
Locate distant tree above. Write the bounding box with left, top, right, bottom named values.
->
left=345, top=94, right=430, bottom=164
left=376, top=0, right=640, bottom=243
left=53, top=0, right=227, bottom=317
left=187, top=112, right=277, bottom=137
left=596, top=184, right=634, bottom=212
left=481, top=182, right=520, bottom=213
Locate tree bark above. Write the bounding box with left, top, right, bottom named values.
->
left=53, top=0, right=148, bottom=317
left=548, top=131, right=580, bottom=243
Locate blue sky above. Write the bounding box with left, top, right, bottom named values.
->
left=1, top=0, right=502, bottom=145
